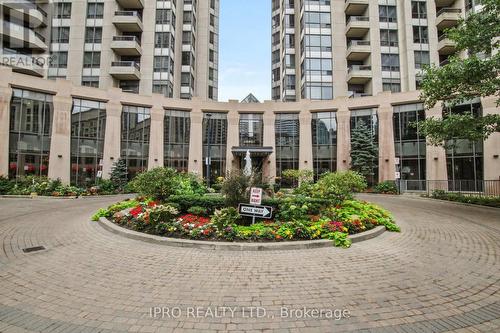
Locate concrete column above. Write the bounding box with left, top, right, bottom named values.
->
left=102, top=102, right=122, bottom=179
left=368, top=1, right=382, bottom=95
left=0, top=85, right=12, bottom=177
left=378, top=100, right=396, bottom=182
left=148, top=106, right=164, bottom=169
left=48, top=85, right=72, bottom=184
left=225, top=103, right=239, bottom=173
left=331, top=0, right=348, bottom=97
left=425, top=105, right=448, bottom=186
left=262, top=110, right=276, bottom=182
left=336, top=107, right=351, bottom=171
left=482, top=96, right=500, bottom=181
left=299, top=108, right=313, bottom=172
left=188, top=106, right=203, bottom=176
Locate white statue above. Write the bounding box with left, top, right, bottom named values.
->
left=244, top=150, right=252, bottom=176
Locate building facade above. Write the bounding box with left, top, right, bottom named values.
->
left=271, top=0, right=483, bottom=102
left=1, top=0, right=219, bottom=100
left=1, top=68, right=498, bottom=190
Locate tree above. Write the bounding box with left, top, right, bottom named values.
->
left=109, top=159, right=128, bottom=192
left=350, top=121, right=378, bottom=183
left=419, top=0, right=500, bottom=145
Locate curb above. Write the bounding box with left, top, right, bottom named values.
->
left=0, top=195, right=79, bottom=199
left=97, top=217, right=386, bottom=251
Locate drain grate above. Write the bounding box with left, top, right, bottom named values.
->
left=22, top=246, right=46, bottom=253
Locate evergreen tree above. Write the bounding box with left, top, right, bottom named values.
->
left=110, top=159, right=128, bottom=192
left=350, top=121, right=378, bottom=183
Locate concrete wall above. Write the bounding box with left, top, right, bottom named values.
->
left=0, top=68, right=498, bottom=186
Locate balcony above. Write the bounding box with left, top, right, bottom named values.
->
left=1, top=22, right=47, bottom=50
left=345, top=16, right=370, bottom=38
left=438, top=35, right=456, bottom=55
left=1, top=49, right=44, bottom=77
left=109, top=61, right=141, bottom=80
left=435, top=0, right=456, bottom=7
left=436, top=8, right=461, bottom=30
left=111, top=36, right=142, bottom=56
left=344, top=0, right=369, bottom=16
left=347, top=40, right=371, bottom=61
left=347, top=65, right=372, bottom=84
left=115, top=0, right=144, bottom=9
left=1, top=0, right=47, bottom=27
left=112, top=11, right=143, bottom=32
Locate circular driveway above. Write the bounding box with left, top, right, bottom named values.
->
left=0, top=195, right=499, bottom=333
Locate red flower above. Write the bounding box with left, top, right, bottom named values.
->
left=130, top=206, right=143, bottom=218
left=148, top=201, right=157, bottom=207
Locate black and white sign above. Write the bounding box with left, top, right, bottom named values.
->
left=238, top=204, right=273, bottom=219
left=250, top=187, right=262, bottom=205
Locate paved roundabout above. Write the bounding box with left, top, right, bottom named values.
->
left=0, top=195, right=499, bottom=333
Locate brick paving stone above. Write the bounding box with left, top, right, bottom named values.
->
left=0, top=195, right=499, bottom=332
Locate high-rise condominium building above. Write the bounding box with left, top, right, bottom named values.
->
left=1, top=0, right=219, bottom=100
left=271, top=0, right=482, bottom=102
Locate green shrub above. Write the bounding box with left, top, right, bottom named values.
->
left=374, top=181, right=398, bottom=194
left=275, top=196, right=328, bottom=221
left=309, top=171, right=367, bottom=204
left=430, top=190, right=500, bottom=208
left=128, top=167, right=206, bottom=201
left=220, top=170, right=251, bottom=207
left=168, top=195, right=225, bottom=213
left=187, top=206, right=210, bottom=216
left=211, top=207, right=240, bottom=232
left=92, top=208, right=109, bottom=221
left=0, top=176, right=13, bottom=194
left=95, top=179, right=117, bottom=194
left=148, top=205, right=179, bottom=226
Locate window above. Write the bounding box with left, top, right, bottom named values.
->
left=413, top=26, right=428, bottom=44
left=55, top=2, right=72, bottom=19
left=83, top=52, right=100, bottom=68
left=156, top=9, right=175, bottom=25
left=239, top=114, right=263, bottom=147
left=71, top=99, right=106, bottom=187
left=121, top=106, right=151, bottom=180
left=380, top=29, right=398, bottom=47
left=155, top=32, right=174, bottom=49
left=411, top=1, right=427, bottom=19
left=153, top=56, right=172, bottom=73
left=210, top=14, right=215, bottom=27
left=379, top=5, right=397, bottom=22
left=304, top=12, right=331, bottom=29
left=414, top=51, right=430, bottom=69
left=203, top=113, right=227, bottom=184
left=445, top=101, right=484, bottom=187
left=209, top=49, right=215, bottom=62
left=312, top=112, right=336, bottom=180
left=381, top=53, right=400, bottom=72
left=153, top=80, right=173, bottom=97
left=382, top=78, right=401, bottom=93
left=85, top=27, right=102, bottom=44
left=82, top=76, right=99, bottom=88
left=210, top=31, right=215, bottom=44
left=86, top=3, right=104, bottom=19
left=351, top=109, right=378, bottom=185
left=50, top=52, right=68, bottom=68
left=302, top=83, right=333, bottom=100
left=51, top=27, right=70, bottom=43
left=276, top=114, right=300, bottom=186
left=393, top=103, right=426, bottom=190
left=284, top=75, right=295, bottom=90
left=9, top=89, right=53, bottom=178
left=164, top=110, right=191, bottom=172
left=304, top=34, right=331, bottom=52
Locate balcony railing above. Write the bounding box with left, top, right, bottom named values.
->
left=111, top=61, right=141, bottom=70
left=114, top=11, right=142, bottom=20
left=436, top=8, right=461, bottom=16
left=348, top=40, right=370, bottom=47
left=348, top=65, right=371, bottom=72
left=346, top=16, right=369, bottom=24
left=112, top=35, right=141, bottom=46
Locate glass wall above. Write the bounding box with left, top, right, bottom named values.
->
left=393, top=103, right=426, bottom=190
left=350, top=108, right=379, bottom=185
left=239, top=113, right=263, bottom=146
left=121, top=105, right=151, bottom=180
left=312, top=112, right=337, bottom=180
left=203, top=113, right=227, bottom=183
left=275, top=113, right=300, bottom=186
left=9, top=89, right=53, bottom=178
left=445, top=100, right=484, bottom=189
left=71, top=99, right=106, bottom=186
left=164, top=110, right=191, bottom=172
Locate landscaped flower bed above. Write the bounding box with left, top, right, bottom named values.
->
left=92, top=168, right=400, bottom=248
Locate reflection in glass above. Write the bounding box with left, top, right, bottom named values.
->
left=203, top=113, right=227, bottom=183
left=276, top=113, right=300, bottom=186
left=71, top=99, right=106, bottom=186
left=9, top=89, right=53, bottom=178
left=393, top=103, right=426, bottom=190
left=121, top=105, right=151, bottom=180
left=239, top=114, right=264, bottom=146
left=312, top=112, right=337, bottom=180
left=350, top=108, right=379, bottom=185
left=164, top=110, right=191, bottom=172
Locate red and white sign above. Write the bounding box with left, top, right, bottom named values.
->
left=250, top=187, right=262, bottom=205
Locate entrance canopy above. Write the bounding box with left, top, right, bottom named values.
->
left=231, top=146, right=273, bottom=157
